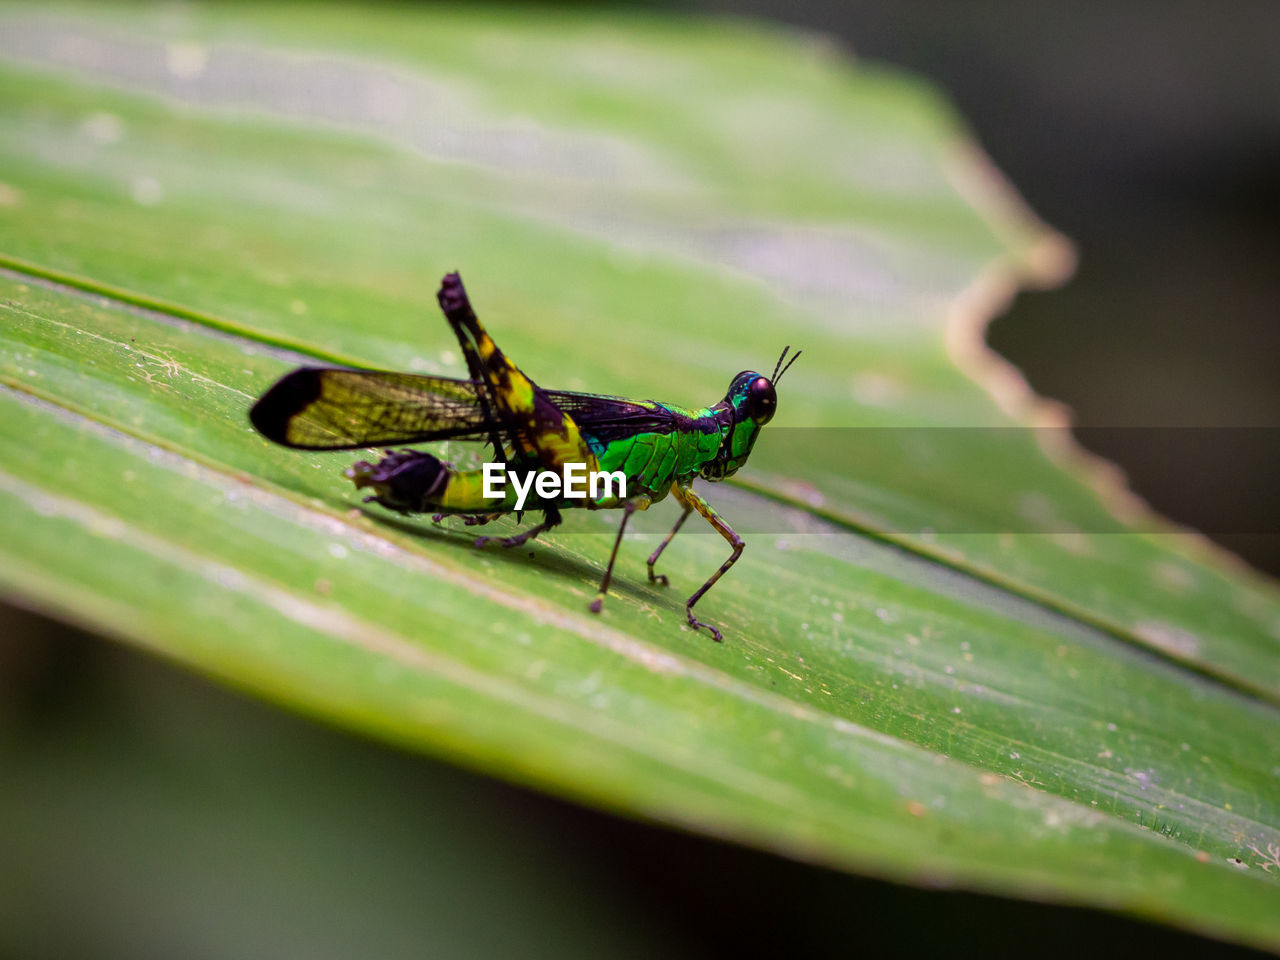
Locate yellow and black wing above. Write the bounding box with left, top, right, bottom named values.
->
left=249, top=368, right=493, bottom=450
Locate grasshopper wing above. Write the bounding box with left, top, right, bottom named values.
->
left=250, top=368, right=494, bottom=450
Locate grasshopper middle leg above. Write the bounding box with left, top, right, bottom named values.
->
left=647, top=499, right=693, bottom=587
left=589, top=496, right=652, bottom=614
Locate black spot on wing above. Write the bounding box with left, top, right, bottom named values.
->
left=250, top=368, right=323, bottom=445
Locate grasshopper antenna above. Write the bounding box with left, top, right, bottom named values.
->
left=772, top=345, right=802, bottom=385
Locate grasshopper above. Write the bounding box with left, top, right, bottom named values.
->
left=250, top=273, right=797, bottom=640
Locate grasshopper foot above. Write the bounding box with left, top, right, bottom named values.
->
left=686, top=607, right=724, bottom=642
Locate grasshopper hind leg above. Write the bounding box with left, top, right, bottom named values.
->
left=474, top=506, right=562, bottom=549
left=433, top=512, right=503, bottom=527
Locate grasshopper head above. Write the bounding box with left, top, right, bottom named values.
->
left=700, top=347, right=799, bottom=482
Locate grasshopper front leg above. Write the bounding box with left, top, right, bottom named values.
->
left=672, top=483, right=744, bottom=642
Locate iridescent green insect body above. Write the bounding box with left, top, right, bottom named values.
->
left=250, top=273, right=798, bottom=641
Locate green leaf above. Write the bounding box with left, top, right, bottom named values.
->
left=2, top=3, right=1278, bottom=950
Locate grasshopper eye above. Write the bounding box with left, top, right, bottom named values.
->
left=747, top=376, right=776, bottom=425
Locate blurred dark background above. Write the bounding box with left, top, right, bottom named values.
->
left=4, top=2, right=1278, bottom=958
left=691, top=0, right=1280, bottom=573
